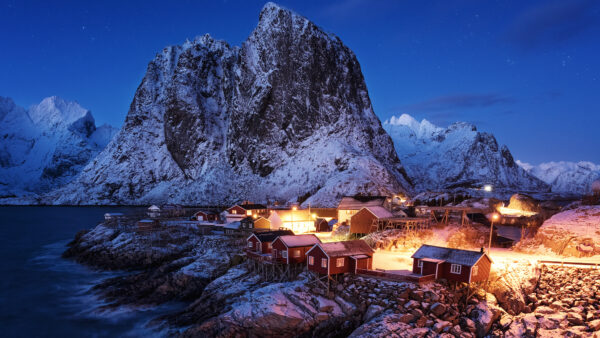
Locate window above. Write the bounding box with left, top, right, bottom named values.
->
left=282, top=251, right=287, bottom=258
left=246, top=210, right=252, bottom=216
left=336, top=258, right=345, bottom=267
left=232, top=210, right=237, bottom=214
left=472, top=266, right=479, bottom=276
left=321, top=258, right=327, bottom=268
left=417, top=260, right=423, bottom=268
left=248, top=242, right=253, bottom=248
left=308, top=256, right=314, bottom=265
left=268, top=243, right=272, bottom=249
left=293, top=250, right=301, bottom=258
left=450, top=264, right=462, bottom=274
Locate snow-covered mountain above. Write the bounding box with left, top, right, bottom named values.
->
left=517, top=160, right=600, bottom=195
left=0, top=96, right=118, bottom=198
left=383, top=114, right=549, bottom=193
left=48, top=3, right=411, bottom=207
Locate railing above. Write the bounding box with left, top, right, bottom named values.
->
left=244, top=249, right=274, bottom=262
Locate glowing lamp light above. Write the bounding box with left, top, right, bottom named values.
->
left=492, top=213, right=499, bottom=221
left=292, top=206, right=297, bottom=211
left=253, top=214, right=258, bottom=219
left=484, top=185, right=493, bottom=192
left=312, top=213, right=317, bottom=219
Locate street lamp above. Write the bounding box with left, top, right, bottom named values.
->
left=488, top=213, right=499, bottom=253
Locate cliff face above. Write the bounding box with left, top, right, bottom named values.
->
left=50, top=3, right=411, bottom=206
left=0, top=96, right=117, bottom=199
left=383, top=114, right=549, bottom=193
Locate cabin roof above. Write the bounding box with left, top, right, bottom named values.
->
left=317, top=240, right=374, bottom=257
left=277, top=234, right=321, bottom=247
left=361, top=206, right=394, bottom=218
left=411, top=244, right=488, bottom=266
left=224, top=221, right=241, bottom=229
left=338, top=196, right=387, bottom=210
left=254, top=230, right=294, bottom=242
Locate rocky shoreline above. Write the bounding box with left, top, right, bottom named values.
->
left=63, top=223, right=600, bottom=337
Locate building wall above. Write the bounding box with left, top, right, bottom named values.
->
left=328, top=255, right=351, bottom=275
left=350, top=208, right=377, bottom=234
left=254, top=218, right=271, bottom=230
left=227, top=205, right=246, bottom=215
left=438, top=262, right=471, bottom=283
left=307, top=246, right=329, bottom=275
left=354, top=257, right=371, bottom=272
left=471, top=255, right=492, bottom=283
left=272, top=239, right=287, bottom=262
left=247, top=236, right=260, bottom=252
left=412, top=259, right=437, bottom=276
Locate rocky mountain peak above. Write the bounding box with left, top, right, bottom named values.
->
left=28, top=96, right=92, bottom=130
left=48, top=2, right=410, bottom=206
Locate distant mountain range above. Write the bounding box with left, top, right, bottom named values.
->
left=1, top=3, right=593, bottom=205
left=517, top=160, right=600, bottom=195
left=0, top=96, right=117, bottom=198
left=383, top=114, right=549, bottom=194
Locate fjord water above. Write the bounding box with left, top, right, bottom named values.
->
left=0, top=206, right=169, bottom=337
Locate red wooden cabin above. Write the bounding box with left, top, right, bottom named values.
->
left=193, top=210, right=218, bottom=221
left=227, top=203, right=268, bottom=218
left=411, top=245, right=492, bottom=283
left=349, top=206, right=394, bottom=235
left=246, top=230, right=294, bottom=255
left=272, top=234, right=321, bottom=264
left=315, top=218, right=330, bottom=232
left=306, top=240, right=374, bottom=275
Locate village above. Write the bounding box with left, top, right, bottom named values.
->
left=102, top=180, right=600, bottom=298
left=75, top=181, right=600, bottom=337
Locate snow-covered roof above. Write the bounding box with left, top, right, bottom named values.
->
left=194, top=209, right=218, bottom=215
left=138, top=219, right=155, bottom=223
left=328, top=219, right=338, bottom=226
left=277, top=234, right=320, bottom=247
left=411, top=245, right=487, bottom=266
left=224, top=221, right=241, bottom=229
left=338, top=196, right=387, bottom=210
left=148, top=205, right=160, bottom=211
left=361, top=206, right=394, bottom=218
left=317, top=240, right=374, bottom=257
left=254, top=230, right=295, bottom=242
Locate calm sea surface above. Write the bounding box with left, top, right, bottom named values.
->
left=0, top=206, right=177, bottom=338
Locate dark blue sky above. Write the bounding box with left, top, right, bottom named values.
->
left=2, top=0, right=599, bottom=164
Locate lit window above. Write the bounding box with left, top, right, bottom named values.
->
left=246, top=210, right=252, bottom=216
left=321, top=258, right=327, bottom=268
left=232, top=210, right=237, bottom=214
left=294, top=250, right=301, bottom=258
left=282, top=251, right=287, bottom=258
left=336, top=258, right=344, bottom=267
left=450, top=264, right=462, bottom=274
left=472, top=266, right=479, bottom=276
left=248, top=242, right=253, bottom=248
left=268, top=243, right=272, bottom=249
left=308, top=256, right=314, bottom=265
left=417, top=260, right=423, bottom=268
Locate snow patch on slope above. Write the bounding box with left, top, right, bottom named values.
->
left=517, top=160, right=600, bottom=195
left=383, top=114, right=547, bottom=193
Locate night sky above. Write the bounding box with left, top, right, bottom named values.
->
left=2, top=0, right=599, bottom=164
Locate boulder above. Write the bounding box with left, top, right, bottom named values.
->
left=522, top=313, right=538, bottom=336
left=431, top=302, right=447, bottom=316
left=470, top=302, right=501, bottom=337
left=589, top=319, right=600, bottom=331
left=363, top=305, right=384, bottom=322
left=315, top=312, right=329, bottom=322
left=567, top=312, right=584, bottom=325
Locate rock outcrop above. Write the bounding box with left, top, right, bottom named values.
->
left=48, top=2, right=411, bottom=207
